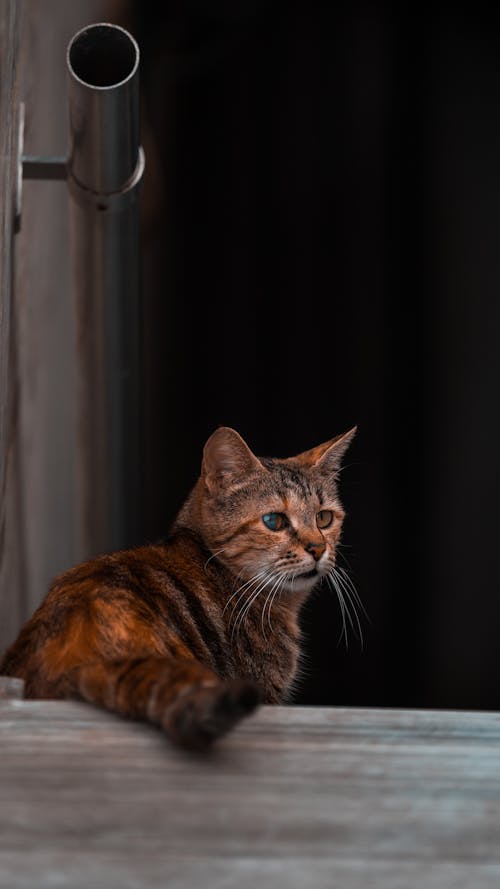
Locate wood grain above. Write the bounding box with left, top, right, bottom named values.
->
left=12, top=0, right=110, bottom=639
left=0, top=0, right=25, bottom=656
left=1, top=702, right=500, bottom=887
left=0, top=677, right=24, bottom=699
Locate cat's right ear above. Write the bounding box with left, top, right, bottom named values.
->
left=202, top=427, right=264, bottom=494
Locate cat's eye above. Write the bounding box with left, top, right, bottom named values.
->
left=316, top=509, right=334, bottom=529
left=262, top=512, right=288, bottom=531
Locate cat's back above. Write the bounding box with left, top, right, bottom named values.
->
left=0, top=529, right=227, bottom=695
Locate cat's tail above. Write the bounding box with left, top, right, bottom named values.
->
left=61, top=655, right=261, bottom=750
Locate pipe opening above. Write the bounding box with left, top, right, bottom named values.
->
left=69, top=24, right=138, bottom=88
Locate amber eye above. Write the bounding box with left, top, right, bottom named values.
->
left=316, top=509, right=334, bottom=529
left=262, top=512, right=288, bottom=531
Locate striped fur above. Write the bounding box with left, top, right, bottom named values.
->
left=0, top=426, right=355, bottom=749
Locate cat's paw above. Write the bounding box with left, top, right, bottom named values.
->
left=162, top=678, right=261, bottom=750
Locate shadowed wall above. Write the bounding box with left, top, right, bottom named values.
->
left=127, top=1, right=500, bottom=710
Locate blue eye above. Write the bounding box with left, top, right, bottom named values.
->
left=262, top=512, right=287, bottom=531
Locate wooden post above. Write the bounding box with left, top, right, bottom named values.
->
left=0, top=0, right=25, bottom=655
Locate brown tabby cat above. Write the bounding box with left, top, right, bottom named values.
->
left=0, top=426, right=356, bottom=749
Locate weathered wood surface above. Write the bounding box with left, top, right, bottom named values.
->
left=0, top=676, right=24, bottom=699
left=10, top=0, right=109, bottom=651
left=0, top=0, right=25, bottom=657
left=1, top=703, right=500, bottom=888
left=1, top=0, right=114, bottom=656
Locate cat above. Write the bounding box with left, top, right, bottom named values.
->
left=0, top=425, right=356, bottom=749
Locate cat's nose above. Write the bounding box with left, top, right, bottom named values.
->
left=304, top=540, right=326, bottom=561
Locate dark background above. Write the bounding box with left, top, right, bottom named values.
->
left=122, top=1, right=500, bottom=710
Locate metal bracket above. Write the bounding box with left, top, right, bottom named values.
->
left=15, top=100, right=144, bottom=230
left=15, top=102, right=67, bottom=233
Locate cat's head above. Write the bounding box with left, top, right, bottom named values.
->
left=197, top=426, right=356, bottom=597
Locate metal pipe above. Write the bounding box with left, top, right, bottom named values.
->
left=66, top=23, right=144, bottom=558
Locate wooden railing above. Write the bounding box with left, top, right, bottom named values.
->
left=2, top=698, right=500, bottom=887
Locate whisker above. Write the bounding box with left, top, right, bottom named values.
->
left=261, top=574, right=283, bottom=641
left=326, top=573, right=348, bottom=648
left=204, top=547, right=229, bottom=571
left=223, top=568, right=269, bottom=617
left=332, top=567, right=364, bottom=648
left=232, top=579, right=269, bottom=641
left=335, top=545, right=354, bottom=573
left=332, top=570, right=360, bottom=634
left=267, top=572, right=288, bottom=634
left=269, top=573, right=288, bottom=631
left=336, top=564, right=370, bottom=621
left=229, top=569, right=273, bottom=627
left=231, top=571, right=275, bottom=640
left=326, top=565, right=365, bottom=649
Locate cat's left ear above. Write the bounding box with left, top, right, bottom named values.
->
left=294, top=427, right=357, bottom=474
